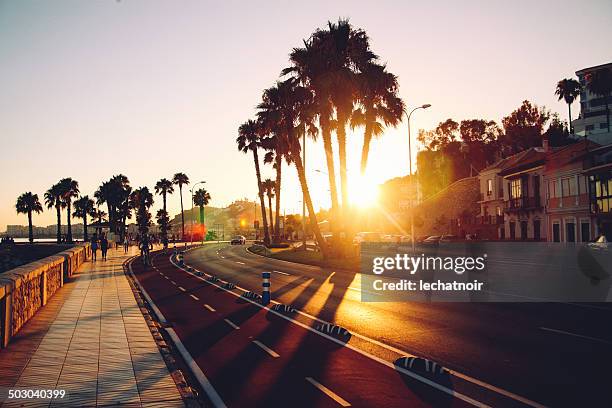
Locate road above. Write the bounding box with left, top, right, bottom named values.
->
left=170, top=242, right=612, bottom=407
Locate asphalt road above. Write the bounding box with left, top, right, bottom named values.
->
left=131, top=251, right=474, bottom=407
left=177, top=242, right=612, bottom=408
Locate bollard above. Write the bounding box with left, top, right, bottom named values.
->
left=262, top=272, right=271, bottom=305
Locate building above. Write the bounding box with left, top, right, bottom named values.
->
left=583, top=143, right=612, bottom=240
left=543, top=140, right=598, bottom=242
left=572, top=62, right=612, bottom=145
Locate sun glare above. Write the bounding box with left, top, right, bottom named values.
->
left=349, top=174, right=380, bottom=208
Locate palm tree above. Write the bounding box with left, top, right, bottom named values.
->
left=44, top=183, right=64, bottom=243
left=353, top=62, right=404, bottom=175
left=586, top=68, right=612, bottom=133
left=16, top=192, right=43, bottom=243
left=193, top=188, right=211, bottom=241
left=91, top=208, right=107, bottom=235
left=555, top=78, right=581, bottom=133
left=156, top=209, right=170, bottom=248
left=73, top=196, right=95, bottom=241
left=95, top=175, right=131, bottom=242
left=129, top=187, right=154, bottom=236
left=237, top=119, right=271, bottom=245
left=172, top=173, right=190, bottom=241
left=154, top=178, right=174, bottom=213
left=261, top=178, right=275, bottom=235
left=58, top=178, right=79, bottom=243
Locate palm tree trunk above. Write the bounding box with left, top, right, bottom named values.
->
left=268, top=194, right=274, bottom=238
left=179, top=186, right=185, bottom=240
left=568, top=103, right=573, bottom=134
left=83, top=216, right=88, bottom=242
left=360, top=120, right=373, bottom=176
left=321, top=121, right=341, bottom=244
left=56, top=205, right=61, bottom=243
left=293, top=153, right=329, bottom=259
left=274, top=155, right=282, bottom=242
left=337, top=119, right=349, bottom=215
left=28, top=211, right=33, bottom=244
left=253, top=150, right=270, bottom=245
left=66, top=203, right=72, bottom=243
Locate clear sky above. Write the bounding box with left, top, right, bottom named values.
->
left=1, top=0, right=611, bottom=228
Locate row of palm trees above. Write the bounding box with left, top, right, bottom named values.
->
left=555, top=66, right=612, bottom=134
left=15, top=172, right=201, bottom=246
left=237, top=19, right=404, bottom=258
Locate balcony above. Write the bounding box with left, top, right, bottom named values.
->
left=505, top=196, right=542, bottom=212
left=477, top=215, right=504, bottom=225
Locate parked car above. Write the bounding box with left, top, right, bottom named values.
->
left=439, top=234, right=462, bottom=243
left=422, top=235, right=441, bottom=244
left=230, top=235, right=246, bottom=245
left=353, top=232, right=383, bottom=244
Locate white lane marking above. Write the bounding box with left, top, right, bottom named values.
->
left=220, top=256, right=225, bottom=259
left=170, top=256, right=489, bottom=408
left=305, top=377, right=351, bottom=407
left=190, top=294, right=199, bottom=301
left=540, top=327, right=612, bottom=345
left=252, top=340, right=280, bottom=358
left=164, top=276, right=169, bottom=280
left=204, top=304, right=216, bottom=312
left=170, top=280, right=176, bottom=285
left=178, top=286, right=186, bottom=292
left=224, top=318, right=240, bottom=330
left=273, top=270, right=290, bottom=275
left=235, top=261, right=245, bottom=265
left=159, top=272, right=164, bottom=276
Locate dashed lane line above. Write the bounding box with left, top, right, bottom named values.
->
left=178, top=286, right=186, bottom=292
left=204, top=304, right=216, bottom=312
left=224, top=318, right=240, bottom=330
left=190, top=294, right=199, bottom=301
left=273, top=270, right=290, bottom=275
left=235, top=261, right=245, bottom=265
left=305, top=377, right=351, bottom=407
left=252, top=340, right=280, bottom=358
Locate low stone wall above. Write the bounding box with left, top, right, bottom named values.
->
left=0, top=243, right=91, bottom=348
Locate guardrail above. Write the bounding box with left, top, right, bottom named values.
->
left=0, top=243, right=91, bottom=349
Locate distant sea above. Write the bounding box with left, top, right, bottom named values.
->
left=11, top=238, right=85, bottom=243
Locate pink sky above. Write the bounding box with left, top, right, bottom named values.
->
left=1, top=0, right=611, bottom=228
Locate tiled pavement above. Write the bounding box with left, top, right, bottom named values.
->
left=0, top=247, right=185, bottom=408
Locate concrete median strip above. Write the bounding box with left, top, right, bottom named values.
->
left=305, top=377, right=351, bottom=407
left=252, top=340, right=280, bottom=358
left=223, top=282, right=236, bottom=289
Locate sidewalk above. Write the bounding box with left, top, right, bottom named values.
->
left=0, top=246, right=185, bottom=408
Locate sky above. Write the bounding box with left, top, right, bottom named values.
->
left=1, top=0, right=611, bottom=228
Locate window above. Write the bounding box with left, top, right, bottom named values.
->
left=590, top=175, right=612, bottom=214
left=548, top=179, right=556, bottom=198
left=601, top=123, right=608, bottom=129
left=566, top=221, right=576, bottom=243
left=487, top=179, right=493, bottom=196
left=581, top=222, right=590, bottom=242
left=496, top=206, right=501, bottom=216
left=553, top=223, right=560, bottom=242
left=520, top=221, right=528, bottom=240
left=561, top=178, right=576, bottom=197
left=509, top=221, right=516, bottom=240
left=534, top=220, right=541, bottom=241
left=510, top=179, right=522, bottom=199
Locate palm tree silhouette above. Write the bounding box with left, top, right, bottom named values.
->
left=16, top=192, right=43, bottom=243
left=73, top=196, right=95, bottom=242
left=44, top=183, right=65, bottom=243
left=353, top=62, right=404, bottom=175
left=156, top=209, right=171, bottom=247
left=129, top=187, right=154, bottom=236
left=95, top=175, right=131, bottom=241
left=193, top=188, right=211, bottom=240
left=58, top=178, right=79, bottom=243
left=237, top=119, right=271, bottom=245
left=155, top=178, right=174, bottom=244
left=172, top=173, right=190, bottom=241
left=586, top=68, right=612, bottom=133
left=555, top=78, right=581, bottom=133
left=261, top=179, right=275, bottom=235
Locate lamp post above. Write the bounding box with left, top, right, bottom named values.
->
left=190, top=181, right=206, bottom=246
left=406, top=104, right=431, bottom=252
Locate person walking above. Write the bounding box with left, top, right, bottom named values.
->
left=123, top=236, right=129, bottom=253
left=91, top=233, right=98, bottom=261
left=100, top=233, right=109, bottom=261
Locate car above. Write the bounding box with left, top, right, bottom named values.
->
left=353, top=232, right=383, bottom=244
left=439, top=234, right=462, bottom=243
left=230, top=235, right=246, bottom=245
left=422, top=235, right=441, bottom=244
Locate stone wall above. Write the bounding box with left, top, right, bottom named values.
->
left=0, top=243, right=91, bottom=348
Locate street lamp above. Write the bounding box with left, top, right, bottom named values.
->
left=190, top=181, right=206, bottom=246
left=406, top=104, right=431, bottom=252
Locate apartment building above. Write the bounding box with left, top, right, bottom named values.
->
left=572, top=62, right=612, bottom=145
left=583, top=143, right=612, bottom=240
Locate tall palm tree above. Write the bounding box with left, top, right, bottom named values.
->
left=129, top=187, right=154, bottom=236
left=555, top=78, right=581, bottom=133
left=156, top=209, right=171, bottom=248
left=193, top=188, right=211, bottom=240
left=73, top=196, right=95, bottom=241
left=154, top=178, right=174, bottom=213
left=261, top=178, right=275, bottom=235
left=237, top=119, right=271, bottom=245
left=586, top=68, right=612, bottom=133
left=96, top=175, right=132, bottom=242
left=353, top=62, right=404, bottom=175
left=44, top=183, right=64, bottom=243
left=91, top=208, right=107, bottom=235
left=58, top=178, right=79, bottom=243
left=172, top=173, right=190, bottom=241
left=16, top=192, right=43, bottom=243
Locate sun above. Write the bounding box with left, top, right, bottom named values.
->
left=349, top=174, right=380, bottom=208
